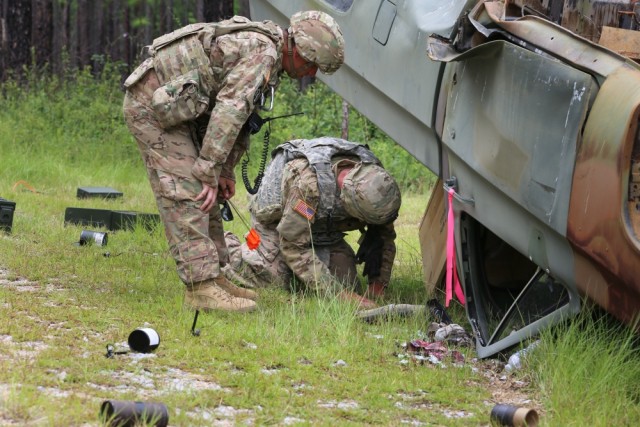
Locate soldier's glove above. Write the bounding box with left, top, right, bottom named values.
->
left=356, top=225, right=384, bottom=278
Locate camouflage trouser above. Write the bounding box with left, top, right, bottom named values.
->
left=225, top=222, right=291, bottom=288
left=225, top=222, right=359, bottom=291
left=122, top=69, right=227, bottom=285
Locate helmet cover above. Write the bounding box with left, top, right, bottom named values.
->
left=290, top=10, right=345, bottom=74
left=340, top=163, right=401, bottom=224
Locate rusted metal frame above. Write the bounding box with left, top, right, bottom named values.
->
left=428, top=0, right=635, bottom=80
left=477, top=1, right=638, bottom=78
left=568, top=67, right=640, bottom=323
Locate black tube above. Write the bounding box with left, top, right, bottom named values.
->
left=100, top=400, right=169, bottom=427
left=79, top=230, right=108, bottom=246
left=490, top=404, right=539, bottom=427
left=127, top=328, right=160, bottom=353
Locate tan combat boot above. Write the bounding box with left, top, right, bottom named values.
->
left=214, top=274, right=258, bottom=301
left=184, top=279, right=256, bottom=312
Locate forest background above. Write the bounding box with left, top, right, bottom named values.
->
left=0, top=0, right=429, bottom=191
left=2, top=0, right=246, bottom=83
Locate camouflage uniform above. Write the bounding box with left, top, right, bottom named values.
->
left=122, top=18, right=283, bottom=285
left=226, top=138, right=399, bottom=292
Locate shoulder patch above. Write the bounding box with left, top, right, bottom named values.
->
left=293, top=199, right=315, bottom=221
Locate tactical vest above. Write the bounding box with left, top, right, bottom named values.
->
left=251, top=137, right=381, bottom=225
left=150, top=16, right=282, bottom=91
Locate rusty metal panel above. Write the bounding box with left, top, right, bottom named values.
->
left=568, top=66, right=640, bottom=324
left=442, top=41, right=594, bottom=235
left=479, top=1, right=638, bottom=78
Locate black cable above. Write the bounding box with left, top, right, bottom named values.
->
left=241, top=111, right=304, bottom=195
left=242, top=122, right=270, bottom=195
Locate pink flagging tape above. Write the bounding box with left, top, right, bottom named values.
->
left=446, top=188, right=465, bottom=307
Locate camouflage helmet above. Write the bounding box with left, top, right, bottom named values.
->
left=290, top=10, right=345, bottom=74
left=340, top=163, right=401, bottom=225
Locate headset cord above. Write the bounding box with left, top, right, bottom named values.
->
left=242, top=122, right=271, bottom=195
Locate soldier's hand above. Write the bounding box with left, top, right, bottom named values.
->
left=356, top=226, right=384, bottom=278
left=362, top=252, right=382, bottom=278
left=196, top=183, right=218, bottom=213
left=218, top=177, right=235, bottom=200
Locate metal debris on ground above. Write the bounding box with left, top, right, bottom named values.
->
left=399, top=339, right=465, bottom=366
left=426, top=322, right=474, bottom=347
left=396, top=323, right=474, bottom=366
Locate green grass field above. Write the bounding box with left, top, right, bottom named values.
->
left=0, top=71, right=638, bottom=426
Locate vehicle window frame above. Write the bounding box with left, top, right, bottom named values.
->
left=320, top=0, right=354, bottom=12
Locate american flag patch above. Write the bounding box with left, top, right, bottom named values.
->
left=293, top=199, right=315, bottom=220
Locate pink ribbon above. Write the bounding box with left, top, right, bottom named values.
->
left=446, top=188, right=465, bottom=307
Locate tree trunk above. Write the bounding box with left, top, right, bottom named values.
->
left=52, top=0, right=62, bottom=74
left=111, top=0, right=122, bottom=62
left=69, top=0, right=78, bottom=69
left=207, top=0, right=233, bottom=21
left=164, top=0, right=174, bottom=33
left=238, top=0, right=251, bottom=18
left=341, top=99, right=349, bottom=140
left=298, top=76, right=315, bottom=92
left=90, top=0, right=104, bottom=74
left=196, top=0, right=204, bottom=22
left=181, top=0, right=189, bottom=26
left=125, top=1, right=132, bottom=71
left=3, top=0, right=31, bottom=78
left=0, top=0, right=7, bottom=79
left=31, top=0, right=52, bottom=69
left=77, top=0, right=90, bottom=67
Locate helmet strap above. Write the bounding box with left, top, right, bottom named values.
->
left=285, top=29, right=296, bottom=75
left=333, top=159, right=358, bottom=189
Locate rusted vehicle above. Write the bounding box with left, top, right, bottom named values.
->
left=249, top=0, right=640, bottom=357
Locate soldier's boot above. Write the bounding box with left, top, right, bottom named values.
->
left=338, top=290, right=378, bottom=310
left=221, top=264, right=256, bottom=290
left=365, top=282, right=386, bottom=299
left=184, top=279, right=256, bottom=312
left=213, top=274, right=258, bottom=301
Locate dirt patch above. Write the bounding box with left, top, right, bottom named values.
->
left=0, top=336, right=49, bottom=362
left=0, top=268, right=65, bottom=293
left=85, top=366, right=229, bottom=398
left=0, top=267, right=542, bottom=425
left=472, top=357, right=538, bottom=409
left=178, top=405, right=257, bottom=425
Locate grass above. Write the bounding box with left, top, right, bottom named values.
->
left=528, top=311, right=640, bottom=426
left=0, top=71, right=639, bottom=426
left=0, top=176, right=482, bottom=425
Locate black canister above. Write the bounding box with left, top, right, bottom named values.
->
left=100, top=400, right=168, bottom=427
left=127, top=327, right=160, bottom=353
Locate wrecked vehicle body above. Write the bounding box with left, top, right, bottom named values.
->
left=249, top=0, right=640, bottom=358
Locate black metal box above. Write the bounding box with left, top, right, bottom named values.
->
left=64, top=207, right=113, bottom=229
left=0, top=198, right=16, bottom=233
left=76, top=187, right=123, bottom=199
left=64, top=207, right=160, bottom=231
left=111, top=210, right=160, bottom=231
